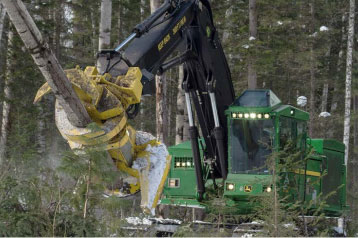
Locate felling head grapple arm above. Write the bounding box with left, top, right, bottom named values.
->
left=100, top=0, right=235, bottom=200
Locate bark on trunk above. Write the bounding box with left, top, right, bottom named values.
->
left=343, top=0, right=355, bottom=166
left=37, top=104, right=46, bottom=156
left=222, top=0, right=232, bottom=44
left=309, top=2, right=316, bottom=137
left=331, top=13, right=347, bottom=113
left=150, top=0, right=168, bottom=144
left=175, top=65, right=185, bottom=144
left=0, top=3, right=6, bottom=48
left=321, top=83, right=329, bottom=112
left=90, top=11, right=97, bottom=57
left=53, top=3, right=61, bottom=60
left=1, top=0, right=91, bottom=127
left=150, top=0, right=161, bottom=13
left=139, top=0, right=146, bottom=131
left=247, top=0, right=257, bottom=89
left=0, top=29, right=13, bottom=165
left=140, top=0, right=146, bottom=21
left=0, top=4, right=7, bottom=121
left=156, top=73, right=168, bottom=144
left=97, top=0, right=112, bottom=74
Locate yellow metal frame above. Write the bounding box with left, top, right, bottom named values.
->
left=35, top=66, right=171, bottom=213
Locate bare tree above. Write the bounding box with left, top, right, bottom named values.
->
left=151, top=0, right=168, bottom=144
left=175, top=65, right=185, bottom=144
left=222, top=0, right=233, bottom=44
left=343, top=0, right=355, bottom=166
left=309, top=1, right=316, bottom=137
left=140, top=0, right=146, bottom=131
left=247, top=0, right=257, bottom=89
left=1, top=0, right=91, bottom=127
left=0, top=3, right=6, bottom=48
left=0, top=28, right=13, bottom=164
left=97, top=0, right=112, bottom=74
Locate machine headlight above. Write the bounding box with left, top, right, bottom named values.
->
left=232, top=113, right=237, bottom=118
left=226, top=183, right=235, bottom=191
left=257, top=113, right=262, bottom=119
left=244, top=113, right=249, bottom=118
left=186, top=161, right=191, bottom=167
left=264, top=113, right=270, bottom=119
left=181, top=162, right=186, bottom=167
left=250, top=113, right=256, bottom=119
left=169, top=178, right=180, bottom=188
left=238, top=113, right=243, bottom=118
left=176, top=162, right=181, bottom=167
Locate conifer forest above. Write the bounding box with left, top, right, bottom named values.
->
left=0, top=0, right=358, bottom=237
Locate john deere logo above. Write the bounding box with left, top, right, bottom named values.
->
left=244, top=185, right=252, bottom=193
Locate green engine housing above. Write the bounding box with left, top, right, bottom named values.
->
left=160, top=90, right=348, bottom=216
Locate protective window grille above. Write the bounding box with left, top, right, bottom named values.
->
left=174, top=157, right=194, bottom=168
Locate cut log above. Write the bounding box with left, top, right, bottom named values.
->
left=0, top=0, right=91, bottom=127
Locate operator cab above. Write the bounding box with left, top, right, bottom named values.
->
left=226, top=89, right=309, bottom=175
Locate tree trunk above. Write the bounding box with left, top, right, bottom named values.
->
left=222, top=0, right=232, bottom=44
left=0, top=28, right=13, bottom=165
left=155, top=73, right=168, bottom=144
left=308, top=2, right=316, bottom=137
left=0, top=3, right=6, bottom=48
left=0, top=4, right=7, bottom=122
left=53, top=3, right=61, bottom=60
left=175, top=65, right=185, bottom=144
left=97, top=0, right=112, bottom=74
left=247, top=0, right=257, bottom=89
left=1, top=0, right=91, bottom=127
left=321, top=83, right=329, bottom=113
left=36, top=104, right=46, bottom=157
left=167, top=69, right=172, bottom=142
left=139, top=0, right=146, bottom=131
left=150, top=0, right=161, bottom=13
left=140, top=0, right=146, bottom=21
left=90, top=11, right=97, bottom=57
left=150, top=0, right=168, bottom=144
left=343, top=0, right=355, bottom=166
left=331, top=13, right=347, bottom=113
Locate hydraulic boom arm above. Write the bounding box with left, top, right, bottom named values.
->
left=102, top=0, right=236, bottom=199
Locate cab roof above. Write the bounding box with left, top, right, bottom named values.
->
left=232, top=89, right=281, bottom=108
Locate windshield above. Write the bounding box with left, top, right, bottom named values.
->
left=231, top=119, right=274, bottom=174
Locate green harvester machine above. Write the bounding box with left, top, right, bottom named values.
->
left=161, top=90, right=348, bottom=216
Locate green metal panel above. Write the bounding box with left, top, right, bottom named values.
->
left=162, top=90, right=347, bottom=217
left=307, top=138, right=347, bottom=215
left=309, top=139, right=345, bottom=154
left=163, top=140, right=205, bottom=199
left=224, top=174, right=271, bottom=197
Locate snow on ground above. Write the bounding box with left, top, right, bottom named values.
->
left=126, top=217, right=152, bottom=226
left=320, top=26, right=329, bottom=31
left=297, top=96, right=307, bottom=107
left=283, top=223, right=295, bottom=228
left=277, top=21, right=283, bottom=25
left=249, top=36, right=256, bottom=41
left=250, top=220, right=264, bottom=224
left=319, top=112, right=331, bottom=118
left=309, top=32, right=318, bottom=37
left=242, top=44, right=250, bottom=49
left=151, top=217, right=182, bottom=225
left=241, top=233, right=253, bottom=238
